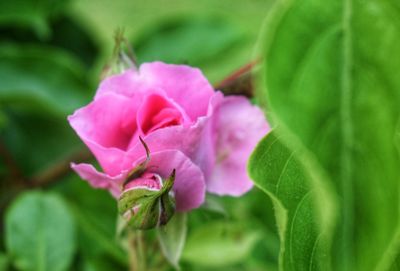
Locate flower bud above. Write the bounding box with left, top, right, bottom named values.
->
left=101, top=29, right=137, bottom=79
left=118, top=170, right=176, bottom=230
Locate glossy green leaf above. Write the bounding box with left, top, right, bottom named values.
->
left=53, top=176, right=127, bottom=266
left=249, top=131, right=336, bottom=271
left=182, top=222, right=261, bottom=268
left=5, top=191, right=76, bottom=271
left=157, top=213, right=187, bottom=270
left=258, top=0, right=400, bottom=270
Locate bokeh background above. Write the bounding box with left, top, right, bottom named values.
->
left=0, top=1, right=280, bottom=270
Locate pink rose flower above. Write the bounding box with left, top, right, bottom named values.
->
left=69, top=62, right=269, bottom=213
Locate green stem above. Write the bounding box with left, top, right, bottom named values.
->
left=128, top=231, right=139, bottom=271
left=137, top=231, right=146, bottom=271
left=128, top=230, right=148, bottom=271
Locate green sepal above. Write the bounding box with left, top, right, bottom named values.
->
left=118, top=188, right=158, bottom=216
left=128, top=197, right=161, bottom=230
left=123, top=136, right=151, bottom=188
left=118, top=169, right=176, bottom=230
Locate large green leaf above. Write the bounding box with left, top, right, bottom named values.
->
left=258, top=0, right=400, bottom=270
left=53, top=176, right=127, bottom=266
left=5, top=191, right=76, bottom=271
left=249, top=131, right=336, bottom=271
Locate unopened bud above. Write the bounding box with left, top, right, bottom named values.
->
left=118, top=170, right=176, bottom=230
left=101, top=28, right=137, bottom=79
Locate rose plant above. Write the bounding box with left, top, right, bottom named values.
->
left=69, top=61, right=269, bottom=229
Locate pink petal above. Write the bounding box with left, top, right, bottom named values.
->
left=127, top=118, right=212, bottom=178
left=208, top=96, right=270, bottom=196
left=136, top=93, right=184, bottom=135
left=71, top=163, right=126, bottom=198
left=95, top=63, right=215, bottom=123
left=71, top=151, right=205, bottom=212
left=95, top=69, right=148, bottom=99
left=124, top=173, right=162, bottom=191
left=140, top=62, right=214, bottom=121
left=68, top=93, right=139, bottom=176
left=127, top=93, right=224, bottom=179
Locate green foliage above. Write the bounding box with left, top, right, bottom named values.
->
left=135, top=17, right=242, bottom=66
left=249, top=0, right=400, bottom=270
left=2, top=0, right=399, bottom=270
left=71, top=0, right=274, bottom=82
left=0, top=252, right=9, bottom=271
left=5, top=191, right=76, bottom=271
left=0, top=0, right=69, bottom=38
left=249, top=131, right=335, bottom=271
left=0, top=44, right=90, bottom=116
left=118, top=170, right=176, bottom=230
left=0, top=43, right=91, bottom=175
left=157, top=213, right=187, bottom=270
left=55, top=176, right=127, bottom=267
left=182, top=221, right=261, bottom=268
left=1, top=112, right=83, bottom=175
left=0, top=0, right=278, bottom=269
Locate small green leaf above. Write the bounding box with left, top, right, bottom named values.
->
left=5, top=191, right=76, bottom=271
left=54, top=177, right=127, bottom=266
left=182, top=222, right=261, bottom=267
left=157, top=213, right=187, bottom=270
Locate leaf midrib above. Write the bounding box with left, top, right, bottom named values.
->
left=339, top=0, right=354, bottom=269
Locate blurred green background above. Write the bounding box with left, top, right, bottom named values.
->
left=4, top=1, right=399, bottom=271
left=0, top=0, right=280, bottom=271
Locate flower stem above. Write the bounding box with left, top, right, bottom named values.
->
left=128, top=230, right=147, bottom=271
left=214, top=59, right=260, bottom=97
